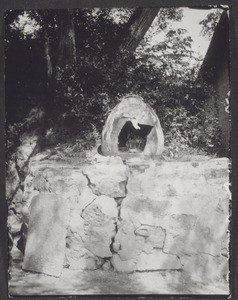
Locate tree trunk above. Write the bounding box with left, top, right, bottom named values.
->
left=39, top=11, right=56, bottom=119
left=44, top=32, right=53, bottom=88
left=117, top=7, right=160, bottom=53
left=43, top=25, right=55, bottom=118
left=198, top=11, right=230, bottom=155
left=56, top=9, right=76, bottom=67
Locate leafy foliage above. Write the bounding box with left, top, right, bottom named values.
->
left=5, top=8, right=224, bottom=158
left=199, top=9, right=222, bottom=38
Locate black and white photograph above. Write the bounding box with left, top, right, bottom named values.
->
left=4, top=4, right=233, bottom=296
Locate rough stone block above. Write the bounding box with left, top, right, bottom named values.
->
left=65, top=227, right=106, bottom=270
left=113, top=220, right=145, bottom=261
left=83, top=162, right=129, bottom=198
left=6, top=159, right=20, bottom=201
left=10, top=188, right=23, bottom=214
left=117, top=158, right=229, bottom=279
left=112, top=220, right=168, bottom=270
left=136, top=250, right=182, bottom=271
left=23, top=193, right=69, bottom=277
left=65, top=248, right=104, bottom=270
left=102, top=260, right=112, bottom=271
left=179, top=253, right=229, bottom=283
left=111, top=254, right=137, bottom=273
left=16, top=132, right=39, bottom=172
left=7, top=213, right=22, bottom=234
left=81, top=195, right=118, bottom=258
left=135, top=225, right=166, bottom=248
left=120, top=195, right=171, bottom=225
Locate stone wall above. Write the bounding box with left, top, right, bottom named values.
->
left=11, top=152, right=230, bottom=285
left=7, top=131, right=42, bottom=243
left=112, top=158, right=230, bottom=285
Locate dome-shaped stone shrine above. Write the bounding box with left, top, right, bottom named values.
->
left=101, top=95, right=164, bottom=157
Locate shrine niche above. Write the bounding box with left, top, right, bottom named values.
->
left=101, top=95, right=164, bottom=157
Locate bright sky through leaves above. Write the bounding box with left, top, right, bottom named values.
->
left=12, top=7, right=224, bottom=59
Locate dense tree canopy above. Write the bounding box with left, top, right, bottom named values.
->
left=5, top=7, right=229, bottom=158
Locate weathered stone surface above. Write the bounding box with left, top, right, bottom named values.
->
left=135, top=225, right=166, bottom=248
left=111, top=254, right=137, bottom=273
left=64, top=195, right=117, bottom=269
left=179, top=253, right=229, bottom=283
left=21, top=173, right=41, bottom=229
left=6, top=158, right=20, bottom=202
left=116, top=158, right=230, bottom=278
left=91, top=154, right=124, bottom=165
left=113, top=220, right=145, bottom=261
left=7, top=129, right=42, bottom=213
left=111, top=220, right=168, bottom=272
left=65, top=248, right=105, bottom=270
left=18, top=154, right=229, bottom=286
left=136, top=250, right=182, bottom=271
left=163, top=213, right=229, bottom=257
left=101, top=95, right=164, bottom=157
left=81, top=195, right=118, bottom=258
left=102, top=260, right=112, bottom=271
left=127, top=159, right=229, bottom=201
left=121, top=196, right=172, bottom=225
left=83, top=161, right=129, bottom=198
left=65, top=235, right=105, bottom=270
left=154, top=158, right=229, bottom=177
left=23, top=193, right=69, bottom=277
left=21, top=162, right=89, bottom=229
left=123, top=159, right=230, bottom=223
left=10, top=188, right=23, bottom=214
left=16, top=132, right=40, bottom=174
left=30, top=166, right=87, bottom=196
left=20, top=157, right=120, bottom=270
left=7, top=211, right=22, bottom=234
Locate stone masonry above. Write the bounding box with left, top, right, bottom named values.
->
left=13, top=152, right=229, bottom=287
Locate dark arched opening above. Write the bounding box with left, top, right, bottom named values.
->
left=118, top=121, right=153, bottom=153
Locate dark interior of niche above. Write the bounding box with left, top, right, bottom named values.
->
left=118, top=121, right=153, bottom=153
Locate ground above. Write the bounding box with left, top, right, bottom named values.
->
left=9, top=246, right=229, bottom=296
